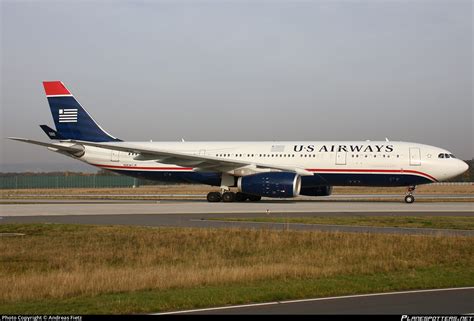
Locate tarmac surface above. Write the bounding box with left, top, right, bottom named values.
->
left=1, top=199, right=473, bottom=216
left=160, top=287, right=474, bottom=315
left=1, top=200, right=473, bottom=236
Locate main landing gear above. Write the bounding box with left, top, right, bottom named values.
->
left=206, top=191, right=261, bottom=203
left=404, top=185, right=416, bottom=204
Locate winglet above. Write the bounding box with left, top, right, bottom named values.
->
left=43, top=81, right=71, bottom=96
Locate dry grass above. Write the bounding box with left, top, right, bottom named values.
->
left=0, top=185, right=211, bottom=198
left=212, top=216, right=474, bottom=230
left=0, top=224, right=472, bottom=305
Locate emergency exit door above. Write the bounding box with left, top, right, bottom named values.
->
left=336, top=151, right=347, bottom=165
left=111, top=150, right=120, bottom=162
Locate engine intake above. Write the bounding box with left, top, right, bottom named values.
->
left=300, top=185, right=333, bottom=196
left=237, top=172, right=301, bottom=198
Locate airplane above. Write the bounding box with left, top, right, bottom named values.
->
left=9, top=81, right=469, bottom=203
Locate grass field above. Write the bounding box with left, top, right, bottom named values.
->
left=209, top=216, right=474, bottom=230
left=0, top=224, right=472, bottom=314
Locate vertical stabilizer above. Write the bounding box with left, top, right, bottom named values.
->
left=43, top=81, right=121, bottom=142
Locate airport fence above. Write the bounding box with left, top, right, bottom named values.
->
left=0, top=175, right=141, bottom=189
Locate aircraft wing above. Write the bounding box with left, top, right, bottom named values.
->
left=70, top=140, right=314, bottom=176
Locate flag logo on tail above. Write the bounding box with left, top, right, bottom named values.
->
left=58, top=108, right=78, bottom=123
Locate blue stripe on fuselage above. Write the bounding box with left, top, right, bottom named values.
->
left=108, top=169, right=223, bottom=186
left=106, top=169, right=432, bottom=187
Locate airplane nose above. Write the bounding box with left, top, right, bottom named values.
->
left=459, top=160, right=469, bottom=174
left=438, top=159, right=469, bottom=181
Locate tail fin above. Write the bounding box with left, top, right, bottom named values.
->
left=43, top=81, right=121, bottom=142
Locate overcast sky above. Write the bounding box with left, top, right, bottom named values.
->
left=1, top=0, right=472, bottom=172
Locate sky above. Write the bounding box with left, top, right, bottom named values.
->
left=1, top=0, right=472, bottom=172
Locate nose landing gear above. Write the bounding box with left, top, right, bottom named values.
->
left=404, top=186, right=416, bottom=203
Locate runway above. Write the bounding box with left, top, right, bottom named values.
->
left=160, top=287, right=474, bottom=314
left=1, top=200, right=473, bottom=236
left=3, top=193, right=474, bottom=200
left=1, top=199, right=473, bottom=216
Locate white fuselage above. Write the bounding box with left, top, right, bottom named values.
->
left=70, top=140, right=467, bottom=185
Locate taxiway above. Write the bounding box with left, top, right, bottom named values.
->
left=1, top=200, right=472, bottom=236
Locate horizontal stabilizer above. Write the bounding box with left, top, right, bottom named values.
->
left=40, top=125, right=64, bottom=140
left=8, top=137, right=85, bottom=155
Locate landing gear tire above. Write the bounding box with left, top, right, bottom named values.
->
left=207, top=192, right=222, bottom=203
left=404, top=185, right=416, bottom=204
left=404, top=195, right=415, bottom=204
left=248, top=195, right=262, bottom=202
left=235, top=192, right=248, bottom=202
left=222, top=192, right=236, bottom=202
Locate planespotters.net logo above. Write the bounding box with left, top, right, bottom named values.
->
left=402, top=316, right=474, bottom=321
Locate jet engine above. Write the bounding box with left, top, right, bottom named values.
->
left=237, top=172, right=301, bottom=198
left=299, top=185, right=333, bottom=196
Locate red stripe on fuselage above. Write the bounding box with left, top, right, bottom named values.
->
left=307, top=168, right=437, bottom=182
left=93, top=163, right=194, bottom=171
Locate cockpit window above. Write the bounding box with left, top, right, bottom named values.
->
left=439, top=153, right=455, bottom=159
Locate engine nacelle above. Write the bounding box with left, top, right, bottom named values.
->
left=237, top=172, right=301, bottom=198
left=299, top=185, right=333, bottom=196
